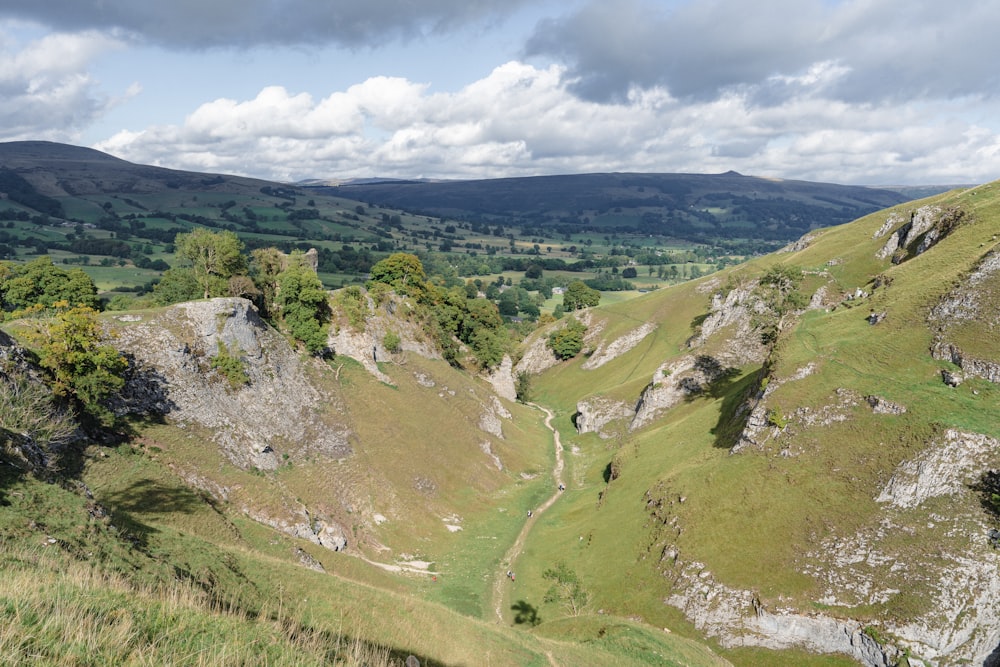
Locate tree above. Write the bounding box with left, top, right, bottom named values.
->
left=547, top=318, right=586, bottom=360
left=562, top=280, right=600, bottom=311
left=152, top=268, right=201, bottom=306
left=174, top=228, right=247, bottom=299
left=32, top=305, right=127, bottom=427
left=276, top=253, right=330, bottom=355
left=515, top=371, right=532, bottom=403
left=367, top=252, right=428, bottom=300
left=621, top=266, right=638, bottom=279
left=0, top=257, right=99, bottom=313
left=250, top=246, right=286, bottom=317
left=542, top=562, right=590, bottom=616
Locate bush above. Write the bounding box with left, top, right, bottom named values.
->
left=31, top=305, right=127, bottom=428
left=547, top=318, right=586, bottom=360
left=210, top=342, right=249, bottom=390
left=383, top=330, right=401, bottom=354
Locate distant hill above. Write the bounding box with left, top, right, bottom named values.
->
left=328, top=171, right=910, bottom=243
left=0, top=140, right=282, bottom=198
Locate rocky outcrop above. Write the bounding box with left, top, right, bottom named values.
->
left=687, top=282, right=769, bottom=367
left=485, top=355, right=517, bottom=401
left=245, top=506, right=349, bottom=552
left=929, top=246, right=1000, bottom=383
left=582, top=322, right=656, bottom=370
left=663, top=565, right=892, bottom=666
left=575, top=396, right=633, bottom=437
left=876, top=205, right=965, bottom=263
left=661, top=427, right=1000, bottom=666
left=876, top=429, right=997, bottom=509
left=479, top=396, right=511, bottom=439
left=111, top=298, right=351, bottom=471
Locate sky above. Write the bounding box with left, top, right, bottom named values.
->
left=1, top=0, right=999, bottom=186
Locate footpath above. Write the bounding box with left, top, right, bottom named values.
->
left=491, top=403, right=565, bottom=623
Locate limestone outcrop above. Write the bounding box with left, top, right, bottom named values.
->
left=111, top=297, right=351, bottom=471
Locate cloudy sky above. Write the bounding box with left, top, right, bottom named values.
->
left=1, top=0, right=999, bottom=185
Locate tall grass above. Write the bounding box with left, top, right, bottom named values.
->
left=0, top=545, right=401, bottom=666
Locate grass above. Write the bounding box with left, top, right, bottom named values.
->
left=517, top=183, right=1000, bottom=664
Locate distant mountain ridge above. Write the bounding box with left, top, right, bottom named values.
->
left=326, top=170, right=912, bottom=243
left=1, top=141, right=912, bottom=245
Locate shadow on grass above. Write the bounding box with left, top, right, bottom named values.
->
left=512, top=599, right=541, bottom=626
left=970, top=469, right=1000, bottom=521
left=709, top=371, right=761, bottom=449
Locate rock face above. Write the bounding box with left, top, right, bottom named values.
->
left=929, top=246, right=1000, bottom=383
left=112, top=298, right=351, bottom=471
left=327, top=291, right=440, bottom=385
left=582, top=322, right=656, bottom=370
left=575, top=396, right=633, bottom=437
left=876, top=429, right=997, bottom=509
left=875, top=205, right=965, bottom=263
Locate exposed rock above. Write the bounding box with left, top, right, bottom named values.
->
left=876, top=429, right=999, bottom=509
left=663, top=560, right=893, bottom=666
left=479, top=441, right=503, bottom=470
left=867, top=310, right=887, bottom=325
left=942, top=369, right=964, bottom=387
left=111, top=298, right=351, bottom=471
left=582, top=322, right=656, bottom=370
left=242, top=505, right=348, bottom=552
left=933, top=343, right=1000, bottom=383
left=630, top=358, right=693, bottom=431
left=485, top=355, right=517, bottom=401
left=515, top=330, right=560, bottom=376
left=687, top=282, right=769, bottom=367
left=876, top=205, right=965, bottom=263
left=327, top=290, right=441, bottom=384
left=575, top=396, right=633, bottom=438
left=779, top=232, right=819, bottom=253
left=630, top=356, right=738, bottom=432
left=865, top=395, right=906, bottom=415
left=479, top=396, right=510, bottom=439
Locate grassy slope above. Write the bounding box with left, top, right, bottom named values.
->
left=521, top=184, right=1000, bottom=665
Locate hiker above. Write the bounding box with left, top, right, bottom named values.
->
left=506, top=570, right=512, bottom=579
left=527, top=510, right=532, bottom=518
left=558, top=483, right=565, bottom=491
left=510, top=572, right=515, bottom=582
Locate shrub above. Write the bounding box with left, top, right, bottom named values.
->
left=210, top=342, right=250, bottom=390
left=382, top=330, right=401, bottom=354
left=547, top=318, right=587, bottom=360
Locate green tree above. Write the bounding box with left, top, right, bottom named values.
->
left=250, top=246, right=286, bottom=317
left=174, top=228, right=247, bottom=299
left=542, top=562, right=590, bottom=616
left=515, top=371, right=532, bottom=403
left=547, top=318, right=586, bottom=360
left=152, top=268, right=202, bottom=306
left=367, top=253, right=428, bottom=300
left=276, top=253, right=330, bottom=354
left=562, top=280, right=600, bottom=311
left=32, top=305, right=127, bottom=427
left=0, top=257, right=99, bottom=313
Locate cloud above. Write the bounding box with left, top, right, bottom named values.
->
left=92, top=62, right=1000, bottom=185
left=525, top=0, right=1000, bottom=105
left=0, top=0, right=529, bottom=49
left=0, top=27, right=127, bottom=141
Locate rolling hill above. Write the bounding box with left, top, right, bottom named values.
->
left=329, top=171, right=910, bottom=243
left=2, top=142, right=999, bottom=665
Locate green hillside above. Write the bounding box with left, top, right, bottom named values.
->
left=3, top=144, right=1000, bottom=666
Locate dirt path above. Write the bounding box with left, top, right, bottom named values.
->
left=491, top=402, right=564, bottom=623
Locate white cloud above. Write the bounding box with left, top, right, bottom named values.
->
left=91, top=61, right=1000, bottom=185
left=0, top=27, right=124, bottom=140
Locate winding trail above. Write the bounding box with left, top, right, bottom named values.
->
left=491, top=402, right=564, bottom=624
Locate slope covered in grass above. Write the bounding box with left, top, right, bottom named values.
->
left=522, top=183, right=1000, bottom=665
